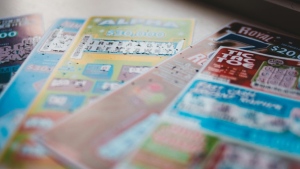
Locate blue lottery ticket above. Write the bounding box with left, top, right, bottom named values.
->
left=0, top=18, right=85, bottom=151
left=167, top=71, right=300, bottom=158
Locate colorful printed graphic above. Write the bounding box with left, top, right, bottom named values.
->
left=122, top=118, right=300, bottom=169
left=0, top=16, right=194, bottom=169
left=165, top=48, right=300, bottom=156
left=169, top=75, right=300, bottom=156
left=252, top=62, right=299, bottom=95
left=0, top=19, right=84, bottom=168
left=201, top=47, right=300, bottom=99
left=120, top=119, right=219, bottom=169
left=0, top=14, right=44, bottom=93
left=0, top=18, right=84, bottom=151
left=30, top=16, right=194, bottom=115
left=40, top=22, right=300, bottom=169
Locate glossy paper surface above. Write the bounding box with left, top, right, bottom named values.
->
left=168, top=47, right=300, bottom=157
left=0, top=19, right=84, bottom=152
left=122, top=117, right=300, bottom=169
left=120, top=118, right=219, bottom=169
left=42, top=22, right=300, bottom=168
left=0, top=16, right=194, bottom=169
left=201, top=47, right=300, bottom=99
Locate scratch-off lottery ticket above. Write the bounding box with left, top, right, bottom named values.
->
left=28, top=16, right=194, bottom=114
left=116, top=116, right=219, bottom=169
left=0, top=14, right=43, bottom=93
left=119, top=117, right=300, bottom=169
left=41, top=22, right=300, bottom=168
left=0, top=16, right=194, bottom=169
left=0, top=18, right=84, bottom=154
left=165, top=47, right=300, bottom=157
left=201, top=47, right=300, bottom=99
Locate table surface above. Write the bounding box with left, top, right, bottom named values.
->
left=0, top=0, right=297, bottom=43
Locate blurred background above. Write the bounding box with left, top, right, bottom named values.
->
left=0, top=0, right=299, bottom=43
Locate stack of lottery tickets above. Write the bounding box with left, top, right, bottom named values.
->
left=0, top=15, right=300, bottom=169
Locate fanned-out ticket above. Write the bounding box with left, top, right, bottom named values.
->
left=0, top=16, right=194, bottom=169
left=0, top=14, right=44, bottom=93
left=118, top=116, right=300, bottom=169
left=166, top=47, right=300, bottom=158
left=40, top=22, right=300, bottom=168
left=0, top=18, right=84, bottom=152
